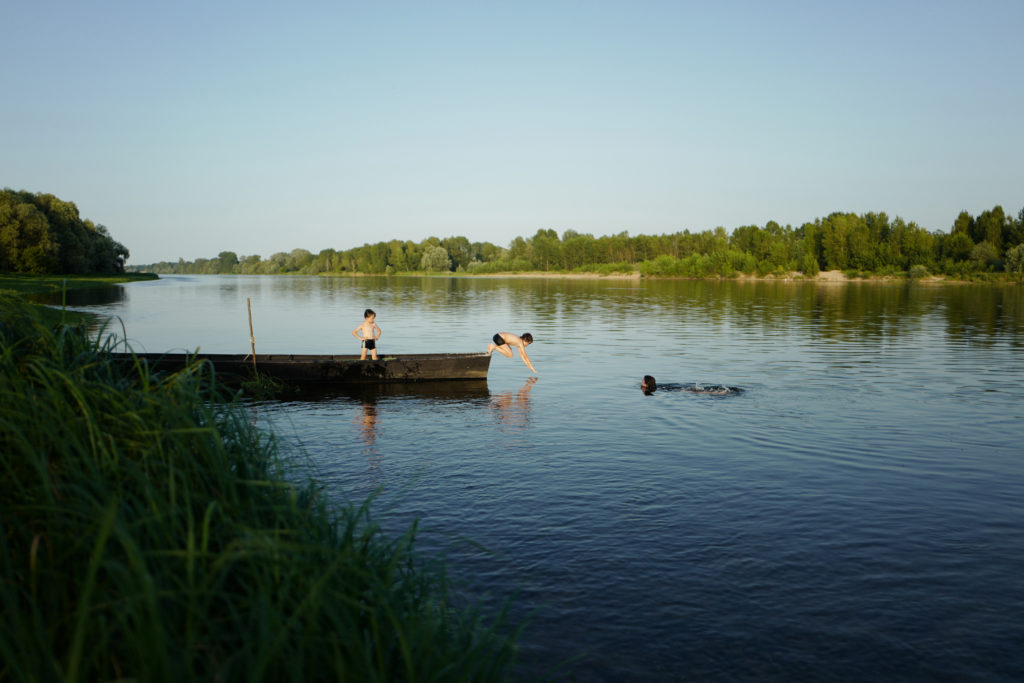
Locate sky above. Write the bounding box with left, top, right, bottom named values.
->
left=3, top=0, right=1023, bottom=265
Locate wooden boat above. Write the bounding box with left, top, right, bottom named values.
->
left=110, top=352, right=491, bottom=386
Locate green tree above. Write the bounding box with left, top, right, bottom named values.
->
left=508, top=236, right=529, bottom=262
left=847, top=216, right=875, bottom=270
left=1004, top=243, right=1024, bottom=282
left=386, top=240, right=411, bottom=272
left=900, top=222, right=936, bottom=269
left=473, top=240, right=503, bottom=264
left=0, top=188, right=129, bottom=274
left=943, top=231, right=974, bottom=262
left=975, top=206, right=1007, bottom=254
left=239, top=254, right=262, bottom=273
left=797, top=221, right=823, bottom=273
left=309, top=248, right=336, bottom=273
left=441, top=236, right=472, bottom=271
left=952, top=210, right=974, bottom=239
left=89, top=224, right=129, bottom=272
left=420, top=245, right=451, bottom=272
left=730, top=224, right=771, bottom=261
left=970, top=241, right=999, bottom=270
left=286, top=248, right=314, bottom=272
left=821, top=213, right=854, bottom=270
left=530, top=229, right=561, bottom=270
left=0, top=200, right=59, bottom=273
left=562, top=230, right=595, bottom=269
left=262, top=252, right=289, bottom=273
left=404, top=240, right=425, bottom=271
left=34, top=193, right=86, bottom=272
left=1004, top=208, right=1024, bottom=250
left=216, top=251, right=239, bottom=273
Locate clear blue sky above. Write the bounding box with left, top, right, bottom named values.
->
left=3, top=0, right=1022, bottom=265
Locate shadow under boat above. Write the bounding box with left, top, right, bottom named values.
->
left=278, top=379, right=491, bottom=404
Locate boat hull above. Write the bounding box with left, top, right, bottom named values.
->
left=110, top=352, right=491, bottom=385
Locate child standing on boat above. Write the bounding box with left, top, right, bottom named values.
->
left=352, top=309, right=382, bottom=360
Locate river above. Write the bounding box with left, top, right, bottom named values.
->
left=51, top=274, right=1024, bottom=681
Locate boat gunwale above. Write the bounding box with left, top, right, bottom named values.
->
left=110, top=351, right=489, bottom=363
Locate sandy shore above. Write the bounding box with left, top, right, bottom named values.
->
left=468, top=269, right=868, bottom=282
left=464, top=269, right=972, bottom=284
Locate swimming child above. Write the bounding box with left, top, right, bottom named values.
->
left=352, top=308, right=382, bottom=360
left=640, top=374, right=742, bottom=396
left=487, top=332, right=537, bottom=374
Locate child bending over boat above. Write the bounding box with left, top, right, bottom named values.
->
left=487, top=332, right=537, bottom=374
left=352, top=309, right=382, bottom=360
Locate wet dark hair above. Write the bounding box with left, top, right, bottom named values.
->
left=641, top=375, right=657, bottom=394
left=521, top=332, right=533, bottom=344
left=364, top=309, right=375, bottom=318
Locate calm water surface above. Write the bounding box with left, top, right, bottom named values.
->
left=61, top=275, right=1024, bottom=681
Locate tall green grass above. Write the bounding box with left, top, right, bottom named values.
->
left=0, top=301, right=519, bottom=682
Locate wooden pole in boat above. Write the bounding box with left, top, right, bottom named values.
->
left=247, top=297, right=257, bottom=374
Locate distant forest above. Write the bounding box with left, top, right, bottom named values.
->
left=1, top=189, right=129, bottom=274
left=133, top=206, right=1024, bottom=279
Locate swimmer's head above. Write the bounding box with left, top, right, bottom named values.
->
left=641, top=375, right=657, bottom=394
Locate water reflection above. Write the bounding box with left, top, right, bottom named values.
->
left=489, top=377, right=536, bottom=431
left=277, top=380, right=491, bottom=404
left=355, top=398, right=381, bottom=476
left=68, top=275, right=1024, bottom=357
left=29, top=285, right=127, bottom=307
left=358, top=399, right=378, bottom=446
left=257, top=380, right=493, bottom=494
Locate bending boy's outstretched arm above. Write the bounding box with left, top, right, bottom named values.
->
left=518, top=347, right=537, bottom=374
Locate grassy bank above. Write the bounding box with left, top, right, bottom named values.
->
left=0, top=302, right=518, bottom=681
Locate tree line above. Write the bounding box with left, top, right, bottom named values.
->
left=132, top=205, right=1024, bottom=279
left=1, top=189, right=130, bottom=274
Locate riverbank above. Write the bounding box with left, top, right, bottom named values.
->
left=392, top=269, right=1008, bottom=284
left=0, top=271, right=158, bottom=294
left=117, top=268, right=1014, bottom=285
left=0, top=272, right=159, bottom=324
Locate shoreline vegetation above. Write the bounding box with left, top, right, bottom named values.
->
left=309, top=268, right=1008, bottom=284
left=0, top=272, right=159, bottom=295
left=3, top=188, right=1021, bottom=282
left=0, top=272, right=159, bottom=324
left=1, top=189, right=129, bottom=275
left=129, top=206, right=1024, bottom=283
left=0, top=297, right=521, bottom=681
